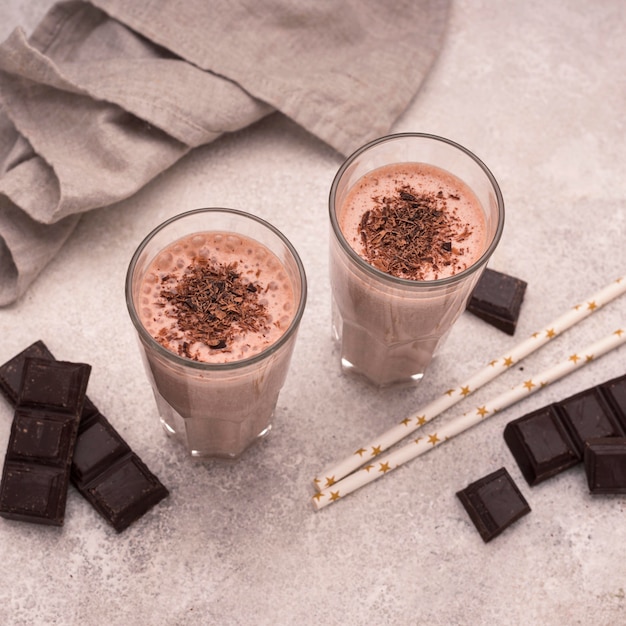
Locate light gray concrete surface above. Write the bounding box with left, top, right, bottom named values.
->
left=1, top=1, right=625, bottom=624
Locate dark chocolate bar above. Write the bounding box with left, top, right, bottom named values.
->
left=584, top=437, right=626, bottom=494
left=503, top=405, right=580, bottom=485
left=0, top=342, right=168, bottom=532
left=467, top=268, right=527, bottom=335
left=504, top=374, right=626, bottom=486
left=456, top=467, right=531, bottom=542
left=0, top=358, right=90, bottom=525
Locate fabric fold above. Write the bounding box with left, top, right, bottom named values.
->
left=0, top=0, right=451, bottom=305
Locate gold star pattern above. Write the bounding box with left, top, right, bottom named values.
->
left=325, top=476, right=336, bottom=488
left=546, top=328, right=556, bottom=339
left=460, top=386, right=471, bottom=397
left=615, top=328, right=625, bottom=337
left=428, top=433, right=440, bottom=446
left=503, top=357, right=514, bottom=367
left=569, top=353, right=581, bottom=364
left=329, top=491, right=341, bottom=502
left=573, top=304, right=582, bottom=311
left=489, top=359, right=498, bottom=367
left=532, top=331, right=540, bottom=338
left=371, top=445, right=382, bottom=456
left=476, top=406, right=489, bottom=418
left=416, top=415, right=427, bottom=426
left=363, top=464, right=375, bottom=472
left=312, top=492, right=323, bottom=502
left=585, top=354, right=594, bottom=362
left=445, top=389, right=455, bottom=396
left=378, top=462, right=391, bottom=474
left=354, top=447, right=367, bottom=457
left=523, top=379, right=536, bottom=391
left=587, top=300, right=597, bottom=311
left=313, top=477, right=321, bottom=487
left=400, top=417, right=411, bottom=427
left=414, top=436, right=423, bottom=444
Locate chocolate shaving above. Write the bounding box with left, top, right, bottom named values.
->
left=357, top=184, right=473, bottom=280
left=157, top=258, right=270, bottom=358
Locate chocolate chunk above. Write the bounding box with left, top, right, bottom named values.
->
left=467, top=268, right=527, bottom=335
left=584, top=437, right=626, bottom=494
left=503, top=405, right=580, bottom=485
left=598, top=374, right=626, bottom=431
left=0, top=358, right=90, bottom=525
left=556, top=387, right=625, bottom=457
left=84, top=455, right=170, bottom=533
left=0, top=341, right=53, bottom=405
left=71, top=412, right=168, bottom=533
left=456, top=467, right=531, bottom=542
left=0, top=342, right=168, bottom=532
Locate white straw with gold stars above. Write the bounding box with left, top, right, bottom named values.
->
left=313, top=275, right=625, bottom=495
left=312, top=325, right=625, bottom=510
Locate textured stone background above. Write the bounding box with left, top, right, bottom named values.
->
left=1, top=1, right=625, bottom=624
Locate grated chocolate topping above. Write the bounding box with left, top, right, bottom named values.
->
left=156, top=257, right=270, bottom=358
left=357, top=185, right=474, bottom=280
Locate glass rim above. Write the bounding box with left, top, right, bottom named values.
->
left=125, top=207, right=307, bottom=371
left=329, top=132, right=505, bottom=287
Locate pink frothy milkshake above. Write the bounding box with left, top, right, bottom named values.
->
left=126, top=209, right=307, bottom=458
left=329, top=134, right=504, bottom=387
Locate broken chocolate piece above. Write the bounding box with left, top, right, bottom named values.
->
left=0, top=358, right=90, bottom=525
left=71, top=412, right=169, bottom=533
left=584, top=437, right=626, bottom=494
left=556, top=387, right=625, bottom=457
left=503, top=405, right=580, bottom=485
left=0, top=341, right=168, bottom=532
left=467, top=267, right=527, bottom=335
left=598, top=374, right=626, bottom=432
left=456, top=467, right=531, bottom=542
left=0, top=341, right=53, bottom=405
left=84, top=454, right=170, bottom=533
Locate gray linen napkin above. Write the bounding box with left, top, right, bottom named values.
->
left=0, top=0, right=451, bottom=305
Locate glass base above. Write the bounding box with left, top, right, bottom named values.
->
left=160, top=417, right=272, bottom=459
left=340, top=355, right=425, bottom=388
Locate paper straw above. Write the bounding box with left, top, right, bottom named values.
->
left=313, top=276, right=625, bottom=492
left=312, top=326, right=625, bottom=510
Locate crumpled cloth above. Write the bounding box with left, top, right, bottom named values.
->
left=0, top=0, right=451, bottom=305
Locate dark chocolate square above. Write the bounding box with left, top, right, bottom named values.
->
left=557, top=388, right=625, bottom=456
left=10, top=409, right=76, bottom=466
left=0, top=341, right=54, bottom=405
left=503, top=405, right=581, bottom=485
left=599, top=374, right=626, bottom=431
left=72, top=413, right=130, bottom=485
left=19, top=358, right=90, bottom=414
left=87, top=456, right=169, bottom=533
left=467, top=267, right=527, bottom=335
left=584, top=437, right=626, bottom=494
left=456, top=467, right=531, bottom=542
left=0, top=463, right=68, bottom=525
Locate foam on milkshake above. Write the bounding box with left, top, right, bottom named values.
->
left=339, top=162, right=487, bottom=281
left=138, top=231, right=296, bottom=364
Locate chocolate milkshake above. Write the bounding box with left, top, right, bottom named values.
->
left=329, top=134, right=504, bottom=387
left=126, top=209, right=307, bottom=458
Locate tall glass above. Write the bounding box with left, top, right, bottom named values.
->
left=329, top=133, right=505, bottom=387
left=126, top=208, right=307, bottom=458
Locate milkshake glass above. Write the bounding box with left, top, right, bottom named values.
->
left=126, top=208, right=307, bottom=458
left=329, top=133, right=504, bottom=387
